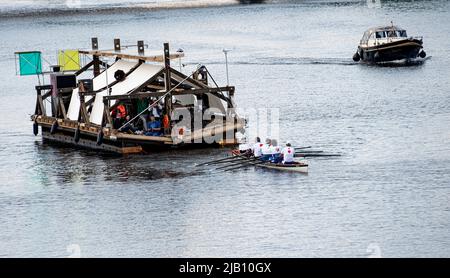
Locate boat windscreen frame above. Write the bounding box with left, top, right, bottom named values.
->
left=360, top=31, right=370, bottom=44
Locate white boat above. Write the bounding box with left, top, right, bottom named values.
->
left=232, top=150, right=308, bottom=173
left=255, top=161, right=308, bottom=173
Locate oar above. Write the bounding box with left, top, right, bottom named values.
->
left=294, top=146, right=312, bottom=150
left=294, top=153, right=341, bottom=157
left=206, top=156, right=249, bottom=166
left=215, top=157, right=259, bottom=170
left=196, top=155, right=239, bottom=167
left=295, top=150, right=324, bottom=154
left=223, top=160, right=267, bottom=172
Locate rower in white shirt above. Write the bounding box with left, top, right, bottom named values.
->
left=238, top=143, right=251, bottom=153
left=252, top=137, right=264, bottom=157
left=267, top=139, right=282, bottom=163
left=261, top=138, right=273, bottom=155
left=281, top=142, right=295, bottom=164
left=269, top=139, right=281, bottom=154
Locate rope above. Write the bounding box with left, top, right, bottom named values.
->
left=205, top=68, right=225, bottom=98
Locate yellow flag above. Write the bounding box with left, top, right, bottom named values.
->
left=58, top=50, right=80, bottom=71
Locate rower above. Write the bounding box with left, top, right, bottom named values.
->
left=261, top=138, right=272, bottom=154
left=269, top=139, right=282, bottom=163
left=281, top=142, right=295, bottom=164
left=270, top=139, right=281, bottom=154
left=252, top=137, right=263, bottom=157
left=260, top=138, right=274, bottom=161
left=239, top=142, right=251, bottom=154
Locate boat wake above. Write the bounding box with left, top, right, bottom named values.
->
left=190, top=57, right=358, bottom=66
left=192, top=56, right=430, bottom=67
left=241, top=57, right=358, bottom=66
left=373, top=56, right=431, bottom=67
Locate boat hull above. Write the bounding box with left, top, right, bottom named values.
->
left=256, top=162, right=308, bottom=173
left=232, top=150, right=308, bottom=173
left=33, top=115, right=240, bottom=154
left=358, top=38, right=423, bottom=63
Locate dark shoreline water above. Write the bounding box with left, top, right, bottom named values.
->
left=0, top=0, right=250, bottom=19
left=0, top=0, right=449, bottom=257
left=0, top=1, right=375, bottom=19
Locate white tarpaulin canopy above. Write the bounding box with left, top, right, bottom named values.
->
left=66, top=59, right=138, bottom=121
left=89, top=63, right=163, bottom=125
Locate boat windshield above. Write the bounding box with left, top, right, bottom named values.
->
left=397, top=30, right=407, bottom=37
left=365, top=28, right=408, bottom=42
left=360, top=31, right=370, bottom=44
left=375, top=31, right=386, bottom=38
left=387, top=30, right=397, bottom=37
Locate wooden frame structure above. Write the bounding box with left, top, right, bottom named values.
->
left=31, top=38, right=244, bottom=154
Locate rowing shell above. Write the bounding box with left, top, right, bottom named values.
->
left=231, top=150, right=308, bottom=173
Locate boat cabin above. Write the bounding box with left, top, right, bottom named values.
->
left=360, top=26, right=408, bottom=47
left=353, top=24, right=425, bottom=63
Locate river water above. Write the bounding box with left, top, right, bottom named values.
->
left=0, top=0, right=449, bottom=257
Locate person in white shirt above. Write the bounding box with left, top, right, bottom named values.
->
left=252, top=137, right=264, bottom=157
left=151, top=101, right=163, bottom=118
left=268, top=139, right=282, bottom=163
left=281, top=142, right=295, bottom=164
left=261, top=138, right=273, bottom=155
left=269, top=139, right=281, bottom=154
left=238, top=143, right=247, bottom=151
left=260, top=138, right=277, bottom=162
left=239, top=143, right=251, bottom=153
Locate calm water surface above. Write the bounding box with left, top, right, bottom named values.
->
left=0, top=0, right=449, bottom=257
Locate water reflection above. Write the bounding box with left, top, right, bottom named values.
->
left=1, top=0, right=449, bottom=257
left=32, top=140, right=218, bottom=185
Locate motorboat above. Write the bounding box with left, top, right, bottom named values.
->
left=353, top=24, right=426, bottom=63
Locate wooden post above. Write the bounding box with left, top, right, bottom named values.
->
left=103, top=99, right=113, bottom=127
left=229, top=86, right=235, bottom=97
left=193, top=66, right=208, bottom=85
left=114, top=38, right=121, bottom=52
left=138, top=40, right=145, bottom=56
left=163, top=43, right=172, bottom=134
left=93, top=56, right=100, bottom=77
left=58, top=98, right=67, bottom=119
left=92, top=37, right=100, bottom=77
left=79, top=89, right=90, bottom=124
left=91, top=37, right=98, bottom=50
left=35, top=87, right=46, bottom=116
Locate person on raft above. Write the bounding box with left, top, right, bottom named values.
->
left=145, top=115, right=163, bottom=136
left=119, top=115, right=138, bottom=134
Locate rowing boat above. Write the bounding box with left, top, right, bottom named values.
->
left=231, top=150, right=308, bottom=173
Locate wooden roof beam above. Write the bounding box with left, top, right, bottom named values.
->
left=78, top=50, right=184, bottom=63
left=103, top=86, right=235, bottom=101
